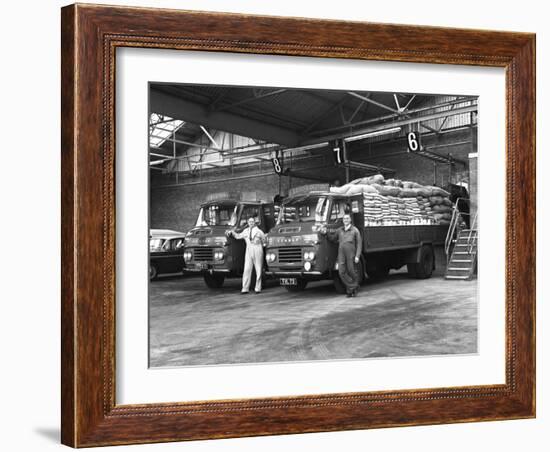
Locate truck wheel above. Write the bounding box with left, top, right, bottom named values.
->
left=149, top=264, right=158, bottom=281
left=203, top=273, right=225, bottom=288
left=366, top=260, right=389, bottom=281
left=408, top=245, right=434, bottom=279
left=284, top=278, right=308, bottom=292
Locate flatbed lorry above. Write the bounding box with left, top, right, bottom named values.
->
left=265, top=191, right=448, bottom=292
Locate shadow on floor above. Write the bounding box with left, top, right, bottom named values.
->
left=34, top=427, right=59, bottom=443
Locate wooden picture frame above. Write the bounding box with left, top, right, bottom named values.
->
left=61, top=3, right=535, bottom=447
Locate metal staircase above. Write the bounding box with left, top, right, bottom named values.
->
left=444, top=199, right=477, bottom=280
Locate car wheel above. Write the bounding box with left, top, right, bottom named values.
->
left=149, top=264, right=158, bottom=281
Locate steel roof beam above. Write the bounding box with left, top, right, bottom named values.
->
left=348, top=91, right=399, bottom=114
left=305, top=98, right=476, bottom=138
left=215, top=88, right=287, bottom=112
left=150, top=88, right=300, bottom=146
left=302, top=104, right=478, bottom=146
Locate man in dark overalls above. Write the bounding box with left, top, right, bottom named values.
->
left=322, top=213, right=362, bottom=297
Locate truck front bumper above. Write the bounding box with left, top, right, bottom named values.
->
left=265, top=270, right=323, bottom=276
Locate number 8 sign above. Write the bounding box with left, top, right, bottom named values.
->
left=271, top=152, right=283, bottom=174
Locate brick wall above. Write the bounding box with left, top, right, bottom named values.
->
left=150, top=172, right=317, bottom=232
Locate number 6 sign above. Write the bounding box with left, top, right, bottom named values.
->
left=407, top=131, right=421, bottom=152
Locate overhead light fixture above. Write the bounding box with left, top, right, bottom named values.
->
left=343, top=127, right=401, bottom=143
left=149, top=158, right=171, bottom=166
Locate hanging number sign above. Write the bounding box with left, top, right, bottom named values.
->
left=331, top=139, right=346, bottom=165
left=407, top=131, right=421, bottom=152
left=271, top=151, right=283, bottom=174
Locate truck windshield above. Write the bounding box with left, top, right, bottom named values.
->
left=278, top=196, right=328, bottom=223
left=195, top=203, right=238, bottom=227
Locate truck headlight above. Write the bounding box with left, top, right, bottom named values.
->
left=214, top=250, right=225, bottom=261
left=266, top=252, right=276, bottom=263
left=304, top=261, right=312, bottom=271
left=183, top=251, right=193, bottom=262
left=304, top=251, right=316, bottom=260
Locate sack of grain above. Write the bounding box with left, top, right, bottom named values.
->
left=403, top=181, right=423, bottom=189
left=376, top=185, right=402, bottom=196
left=429, top=195, right=444, bottom=205
left=370, top=174, right=385, bottom=185
left=399, top=189, right=418, bottom=197
left=434, top=212, right=452, bottom=221
left=361, top=184, right=378, bottom=194
left=345, top=184, right=365, bottom=195
left=413, top=187, right=432, bottom=197
left=433, top=204, right=452, bottom=213
left=429, top=186, right=451, bottom=197
left=329, top=185, right=348, bottom=194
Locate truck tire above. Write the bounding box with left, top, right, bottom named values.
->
left=203, top=273, right=225, bottom=288
left=365, top=259, right=389, bottom=281
left=407, top=245, right=434, bottom=279
left=284, top=278, right=308, bottom=292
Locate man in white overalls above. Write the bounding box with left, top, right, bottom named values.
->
left=227, top=217, right=267, bottom=294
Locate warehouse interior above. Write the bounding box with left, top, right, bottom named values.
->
left=148, top=84, right=479, bottom=367
left=149, top=85, right=478, bottom=232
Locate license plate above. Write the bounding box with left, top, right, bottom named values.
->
left=279, top=278, right=297, bottom=286
left=198, top=262, right=209, bottom=270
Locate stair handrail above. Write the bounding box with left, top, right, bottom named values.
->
left=445, top=197, right=471, bottom=261
left=467, top=212, right=478, bottom=255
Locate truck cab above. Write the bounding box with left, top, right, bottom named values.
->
left=183, top=195, right=276, bottom=288
left=265, top=191, right=360, bottom=291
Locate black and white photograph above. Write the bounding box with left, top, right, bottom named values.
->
left=148, top=84, right=479, bottom=368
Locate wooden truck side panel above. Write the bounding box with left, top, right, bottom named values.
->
left=363, top=225, right=448, bottom=253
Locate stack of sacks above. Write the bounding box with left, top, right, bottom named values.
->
left=428, top=195, right=453, bottom=225
left=329, top=174, right=452, bottom=226
left=363, top=193, right=386, bottom=225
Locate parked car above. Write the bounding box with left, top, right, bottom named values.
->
left=149, top=229, right=186, bottom=280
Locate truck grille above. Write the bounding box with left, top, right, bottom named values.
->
left=278, top=246, right=302, bottom=263
left=193, top=247, right=214, bottom=262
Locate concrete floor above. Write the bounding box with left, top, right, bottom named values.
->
left=149, top=268, right=478, bottom=367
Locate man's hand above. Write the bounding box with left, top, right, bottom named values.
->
left=354, top=256, right=360, bottom=264
left=320, top=225, right=327, bottom=235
